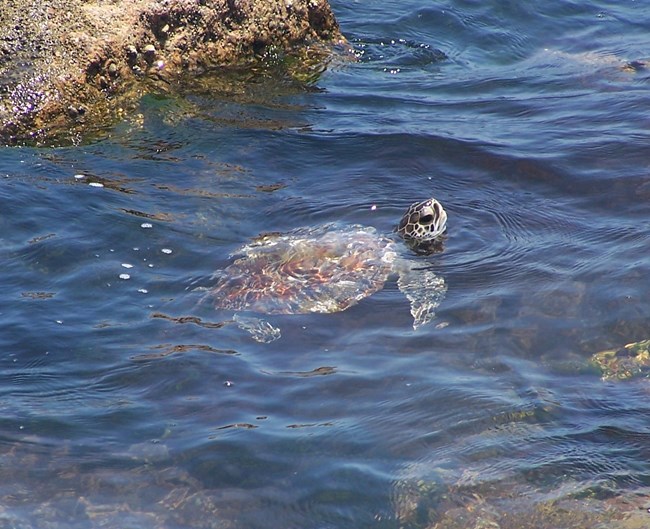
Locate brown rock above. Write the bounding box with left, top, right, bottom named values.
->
left=0, top=0, right=343, bottom=145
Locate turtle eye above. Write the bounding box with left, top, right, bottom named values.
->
left=419, top=214, right=434, bottom=225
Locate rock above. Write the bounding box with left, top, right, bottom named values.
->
left=591, top=339, right=650, bottom=380
left=0, top=0, right=343, bottom=145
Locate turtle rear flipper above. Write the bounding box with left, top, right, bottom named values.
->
left=397, top=265, right=447, bottom=329
left=233, top=314, right=281, bottom=343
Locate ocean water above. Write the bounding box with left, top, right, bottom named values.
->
left=2, top=1, right=650, bottom=527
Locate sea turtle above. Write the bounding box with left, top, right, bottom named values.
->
left=205, top=198, right=448, bottom=342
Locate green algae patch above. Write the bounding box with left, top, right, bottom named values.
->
left=591, top=340, right=650, bottom=381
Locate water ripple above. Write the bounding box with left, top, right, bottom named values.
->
left=352, top=36, right=447, bottom=72
left=2, top=0, right=650, bottom=526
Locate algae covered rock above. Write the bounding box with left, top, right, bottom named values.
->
left=0, top=0, right=343, bottom=145
left=591, top=339, right=650, bottom=381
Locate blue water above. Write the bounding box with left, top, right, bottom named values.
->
left=2, top=1, right=650, bottom=527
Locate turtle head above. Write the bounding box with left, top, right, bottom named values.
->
left=396, top=198, right=447, bottom=246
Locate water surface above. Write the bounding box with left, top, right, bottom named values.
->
left=2, top=1, right=650, bottom=527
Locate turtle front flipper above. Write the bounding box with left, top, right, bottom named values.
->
left=233, top=314, right=281, bottom=343
left=397, top=265, right=447, bottom=329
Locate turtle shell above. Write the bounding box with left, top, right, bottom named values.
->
left=209, top=225, right=397, bottom=315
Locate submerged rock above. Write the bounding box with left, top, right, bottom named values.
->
left=591, top=339, right=650, bottom=381
left=0, top=0, right=343, bottom=145
left=392, top=469, right=650, bottom=529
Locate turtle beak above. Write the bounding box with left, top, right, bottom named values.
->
left=431, top=200, right=447, bottom=239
